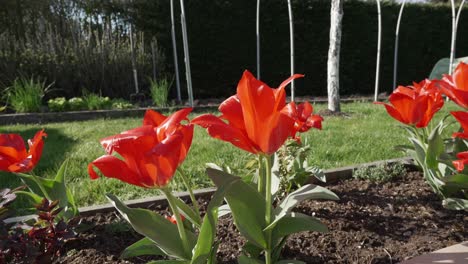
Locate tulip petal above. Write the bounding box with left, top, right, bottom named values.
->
left=88, top=155, right=146, bottom=187
left=453, top=62, right=468, bottom=92
left=143, top=110, right=167, bottom=127
left=0, top=134, right=27, bottom=161
left=452, top=111, right=468, bottom=138
left=191, top=114, right=258, bottom=154
left=219, top=95, right=245, bottom=130
left=157, top=108, right=192, bottom=138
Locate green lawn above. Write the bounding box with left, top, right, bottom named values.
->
left=0, top=102, right=460, bottom=207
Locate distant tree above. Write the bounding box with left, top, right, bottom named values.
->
left=327, top=0, right=343, bottom=112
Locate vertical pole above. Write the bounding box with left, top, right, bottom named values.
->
left=287, top=0, right=295, bottom=102
left=151, top=37, right=158, bottom=81
left=180, top=0, right=193, bottom=107
left=393, top=0, right=406, bottom=90
left=374, top=0, right=382, bottom=102
left=129, top=24, right=139, bottom=94
left=449, top=0, right=456, bottom=74
left=170, top=0, right=182, bottom=102
left=452, top=0, right=466, bottom=72
left=256, top=0, right=261, bottom=79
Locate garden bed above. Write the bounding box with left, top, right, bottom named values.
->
left=55, top=167, right=467, bottom=264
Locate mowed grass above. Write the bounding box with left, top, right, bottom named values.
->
left=0, top=101, right=460, bottom=207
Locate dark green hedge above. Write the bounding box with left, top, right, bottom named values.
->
left=134, top=0, right=468, bottom=99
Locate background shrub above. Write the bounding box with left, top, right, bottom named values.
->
left=3, top=77, right=51, bottom=113
left=0, top=0, right=466, bottom=100
left=149, top=78, right=171, bottom=107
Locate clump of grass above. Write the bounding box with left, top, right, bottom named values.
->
left=353, top=162, right=407, bottom=182
left=3, top=77, right=52, bottom=113
left=82, top=91, right=112, bottom=110
left=149, top=77, right=171, bottom=107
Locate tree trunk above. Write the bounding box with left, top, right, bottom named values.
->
left=327, top=0, right=343, bottom=112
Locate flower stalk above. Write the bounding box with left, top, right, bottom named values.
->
left=161, top=187, right=190, bottom=255
left=177, top=168, right=200, bottom=215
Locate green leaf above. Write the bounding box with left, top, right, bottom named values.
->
left=271, top=154, right=281, bottom=196
left=17, top=160, right=78, bottom=220
left=217, top=204, right=231, bottom=218
left=426, top=124, right=445, bottom=169
left=238, top=254, right=264, bottom=264
left=442, top=198, right=468, bottom=211
left=409, top=138, right=426, bottom=167
left=272, top=184, right=338, bottom=228
left=443, top=174, right=468, bottom=189
left=191, top=183, right=228, bottom=264
left=173, top=197, right=202, bottom=228
left=307, top=166, right=326, bottom=183
left=242, top=241, right=263, bottom=259
left=14, top=190, right=43, bottom=205
left=269, top=212, right=328, bottom=243
left=106, top=194, right=196, bottom=260
left=120, top=237, right=165, bottom=259
left=207, top=168, right=267, bottom=249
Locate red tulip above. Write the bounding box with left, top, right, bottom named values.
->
left=191, top=70, right=302, bottom=155
left=285, top=101, right=323, bottom=135
left=0, top=130, right=46, bottom=173
left=165, top=214, right=185, bottom=224
left=451, top=111, right=468, bottom=139
left=440, top=62, right=468, bottom=108
left=375, top=81, right=443, bottom=128
left=88, top=108, right=194, bottom=188
left=453, top=151, right=468, bottom=172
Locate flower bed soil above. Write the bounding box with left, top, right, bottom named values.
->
left=55, top=171, right=467, bottom=264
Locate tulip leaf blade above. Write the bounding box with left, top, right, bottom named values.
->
left=191, top=182, right=229, bottom=264
left=120, top=237, right=165, bottom=259
left=206, top=168, right=267, bottom=249
left=173, top=197, right=202, bottom=228
left=272, top=184, right=338, bottom=228
left=426, top=122, right=445, bottom=169
left=106, top=193, right=196, bottom=260
left=238, top=254, right=265, bottom=264
left=269, top=212, right=328, bottom=243
left=442, top=197, right=468, bottom=211
left=16, top=160, right=78, bottom=220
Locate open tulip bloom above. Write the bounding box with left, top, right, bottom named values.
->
left=0, top=130, right=78, bottom=220
left=0, top=130, right=46, bottom=173
left=89, top=108, right=227, bottom=262
left=193, top=71, right=338, bottom=263
left=378, top=68, right=468, bottom=210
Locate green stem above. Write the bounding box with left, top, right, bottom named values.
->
left=161, top=187, right=191, bottom=256
left=263, top=154, right=273, bottom=264
left=258, top=155, right=266, bottom=197
left=177, top=168, right=200, bottom=216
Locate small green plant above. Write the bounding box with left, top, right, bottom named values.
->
left=3, top=77, right=52, bottom=113
left=149, top=77, right=171, bottom=107
left=83, top=92, right=112, bottom=110
left=111, top=99, right=134, bottom=110
left=48, top=97, right=68, bottom=112
left=353, top=162, right=406, bottom=182
left=68, top=97, right=86, bottom=111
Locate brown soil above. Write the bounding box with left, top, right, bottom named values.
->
left=55, top=171, right=467, bottom=264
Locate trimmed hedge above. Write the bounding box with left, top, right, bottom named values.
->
left=134, top=0, right=468, bottom=98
